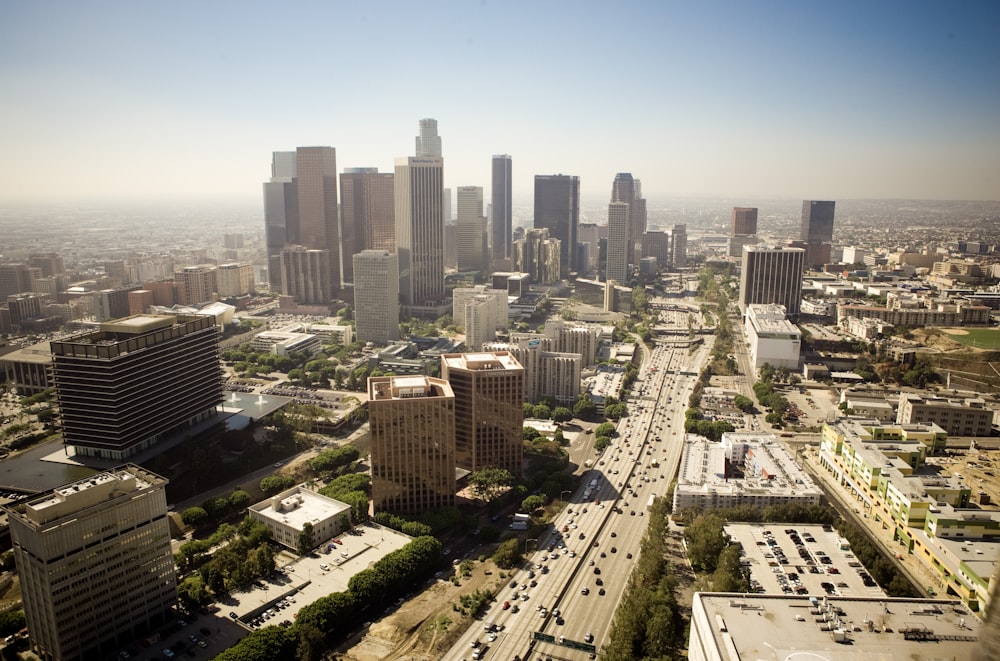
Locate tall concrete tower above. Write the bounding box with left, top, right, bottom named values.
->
left=457, top=186, right=487, bottom=272
left=606, top=201, right=630, bottom=284
left=415, top=118, right=442, bottom=158
left=395, top=156, right=444, bottom=307
left=491, top=155, right=513, bottom=265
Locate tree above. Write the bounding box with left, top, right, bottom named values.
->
left=297, top=522, right=315, bottom=556
left=523, top=402, right=535, bottom=418
left=492, top=537, right=522, bottom=569
left=733, top=395, right=754, bottom=412
left=605, top=403, right=626, bottom=420
left=595, top=422, right=616, bottom=437
left=531, top=403, right=552, bottom=419
left=228, top=490, right=252, bottom=511
left=468, top=468, right=515, bottom=502
left=684, top=512, right=729, bottom=572
left=260, top=475, right=296, bottom=496
left=551, top=407, right=573, bottom=423
left=181, top=506, right=209, bottom=527
left=522, top=495, right=545, bottom=513
left=479, top=525, right=500, bottom=543
left=573, top=396, right=597, bottom=419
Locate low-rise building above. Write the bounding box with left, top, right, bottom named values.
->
left=248, top=485, right=352, bottom=551
left=744, top=304, right=801, bottom=373
left=689, top=593, right=981, bottom=661
left=897, top=394, right=995, bottom=437
left=672, top=432, right=822, bottom=514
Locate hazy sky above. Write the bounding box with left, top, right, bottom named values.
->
left=2, top=1, right=999, bottom=205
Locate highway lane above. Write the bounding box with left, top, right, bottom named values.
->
left=443, top=310, right=713, bottom=661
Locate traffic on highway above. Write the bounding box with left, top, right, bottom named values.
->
left=444, top=302, right=714, bottom=661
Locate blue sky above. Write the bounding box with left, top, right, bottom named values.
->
left=1, top=0, right=998, bottom=204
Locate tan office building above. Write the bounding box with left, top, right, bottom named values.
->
left=5, top=466, right=176, bottom=661
left=441, top=352, right=524, bottom=476
left=368, top=375, right=456, bottom=515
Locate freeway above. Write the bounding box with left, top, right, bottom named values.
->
left=443, top=310, right=714, bottom=661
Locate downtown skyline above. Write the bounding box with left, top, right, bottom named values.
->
left=1, top=1, right=999, bottom=205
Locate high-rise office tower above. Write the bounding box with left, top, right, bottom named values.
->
left=5, top=466, right=176, bottom=661
left=513, top=228, right=561, bottom=285
left=353, top=250, right=400, bottom=345
left=801, top=200, right=835, bottom=268
left=28, top=253, right=65, bottom=277
left=456, top=186, right=488, bottom=273
left=577, top=223, right=601, bottom=272
left=739, top=245, right=805, bottom=315
left=51, top=314, right=222, bottom=460
left=340, top=168, right=395, bottom=283
left=606, top=201, right=631, bottom=284
left=441, top=352, right=524, bottom=476
left=491, top=155, right=513, bottom=264
left=262, top=151, right=297, bottom=290
left=262, top=147, right=340, bottom=298
left=641, top=231, right=671, bottom=265
left=368, top=375, right=455, bottom=515
left=732, top=207, right=758, bottom=236
left=295, top=147, right=341, bottom=292
left=280, top=246, right=331, bottom=305
left=800, top=200, right=835, bottom=243
left=671, top=224, right=688, bottom=268
left=534, top=175, right=580, bottom=278
left=0, top=263, right=36, bottom=298
left=415, top=118, right=442, bottom=158
left=395, top=154, right=445, bottom=307
left=631, top=179, right=647, bottom=245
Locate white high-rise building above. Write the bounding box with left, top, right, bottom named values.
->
left=606, top=201, right=630, bottom=284
left=354, top=250, right=400, bottom=345
left=415, top=118, right=442, bottom=158
left=395, top=155, right=445, bottom=307
left=453, top=285, right=508, bottom=350
left=457, top=186, right=487, bottom=272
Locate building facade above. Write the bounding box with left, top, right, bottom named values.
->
left=745, top=304, right=802, bottom=373
left=731, top=206, right=758, bottom=236
left=534, top=174, right=580, bottom=278
left=5, top=466, right=176, bottom=661
left=280, top=245, right=332, bottom=305
left=215, top=262, right=254, bottom=298
left=395, top=156, right=445, bottom=307
left=339, top=168, right=395, bottom=282
left=353, top=250, right=400, bottom=345
left=456, top=186, right=488, bottom=273
left=897, top=394, right=994, bottom=437
left=368, top=375, right=456, bottom=515
left=51, top=314, right=222, bottom=460
left=606, top=201, right=631, bottom=284
left=453, top=286, right=508, bottom=350
left=441, top=352, right=524, bottom=476
left=739, top=245, right=805, bottom=315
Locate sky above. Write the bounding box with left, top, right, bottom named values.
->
left=1, top=0, right=999, bottom=206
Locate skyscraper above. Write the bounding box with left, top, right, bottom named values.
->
left=513, top=228, right=561, bottom=285
left=739, top=245, right=805, bottom=315
left=5, top=466, right=176, bottom=661
left=453, top=286, right=508, bottom=350
left=491, top=155, right=513, bottom=265
left=534, top=174, right=580, bottom=278
left=395, top=156, right=445, bottom=307
left=606, top=201, right=630, bottom=284
left=353, top=250, right=399, bottom=345
left=340, top=168, right=395, bottom=283
left=801, top=200, right=835, bottom=268
left=295, top=147, right=341, bottom=292
left=280, top=246, right=332, bottom=305
left=368, top=375, right=455, bottom=515
left=671, top=224, right=688, bottom=268
left=441, top=352, right=524, bottom=476
left=732, top=207, right=758, bottom=236
left=262, top=151, right=297, bottom=290
left=415, top=118, right=442, bottom=158
left=456, top=186, right=487, bottom=272
left=800, top=200, right=835, bottom=243
left=51, top=314, right=222, bottom=460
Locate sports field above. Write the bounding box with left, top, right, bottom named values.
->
left=941, top=327, right=1000, bottom=350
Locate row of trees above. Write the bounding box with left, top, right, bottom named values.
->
left=753, top=367, right=791, bottom=425
left=603, top=496, right=684, bottom=660
left=214, top=536, right=443, bottom=661
left=176, top=518, right=276, bottom=609
left=683, top=511, right=750, bottom=592
left=684, top=407, right=735, bottom=442
left=180, top=488, right=254, bottom=528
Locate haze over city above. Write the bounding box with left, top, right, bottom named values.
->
left=2, top=0, right=999, bottom=206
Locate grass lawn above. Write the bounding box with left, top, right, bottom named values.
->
left=942, top=327, right=1000, bottom=350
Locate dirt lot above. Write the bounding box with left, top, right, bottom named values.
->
left=334, top=558, right=508, bottom=661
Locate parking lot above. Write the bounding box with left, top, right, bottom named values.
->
left=220, top=521, right=414, bottom=629
left=725, top=523, right=887, bottom=598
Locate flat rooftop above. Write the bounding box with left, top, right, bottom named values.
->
left=440, top=352, right=522, bottom=371
left=725, top=523, right=886, bottom=599
left=250, top=488, right=350, bottom=531
left=694, top=592, right=979, bottom=661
